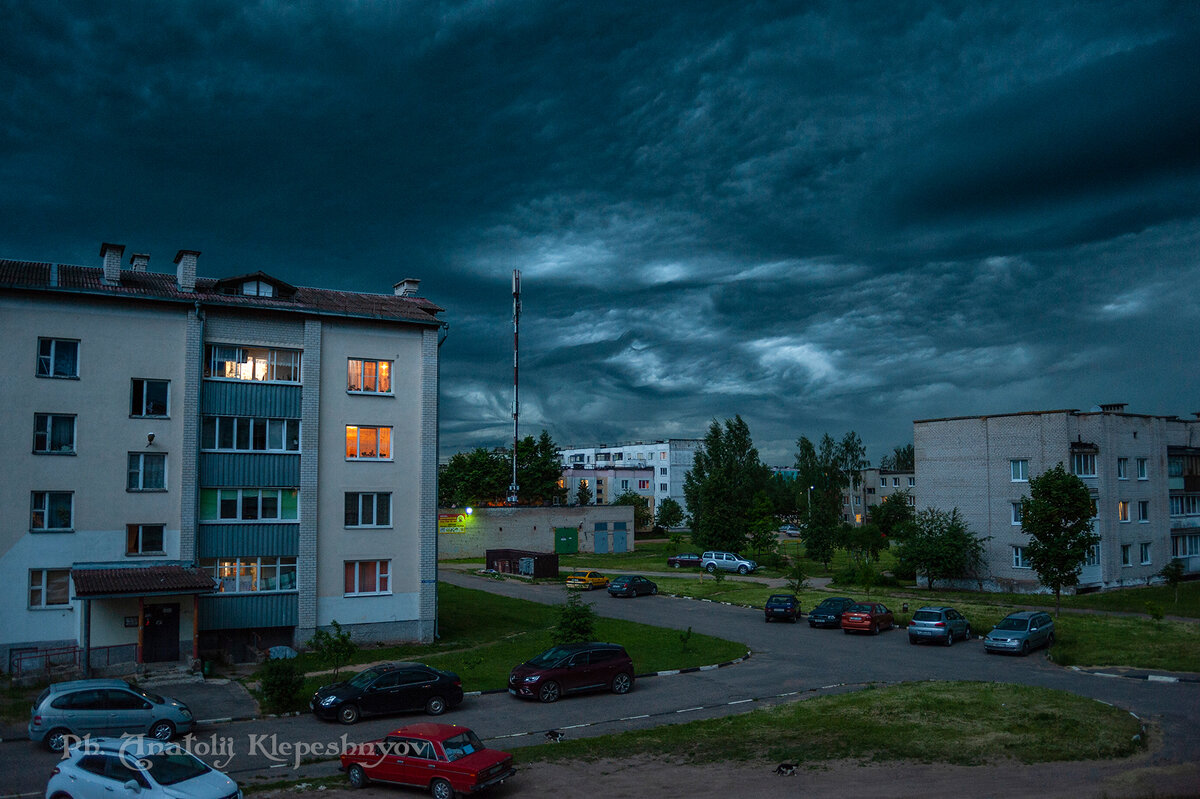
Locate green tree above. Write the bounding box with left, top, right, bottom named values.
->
left=844, top=521, right=888, bottom=565
left=1020, top=463, right=1100, bottom=615
left=879, top=443, right=914, bottom=471
left=574, top=479, right=593, bottom=506
left=899, top=507, right=989, bottom=590
left=515, top=430, right=569, bottom=505
left=612, top=490, right=653, bottom=530
left=1158, top=559, right=1186, bottom=605
left=258, top=657, right=304, bottom=713
left=792, top=431, right=868, bottom=529
left=306, top=620, right=359, bottom=679
left=802, top=523, right=839, bottom=571
left=746, top=491, right=780, bottom=559
left=868, top=491, right=917, bottom=543
left=683, top=416, right=771, bottom=552
left=438, top=447, right=508, bottom=506
left=655, top=497, right=684, bottom=529
left=552, top=591, right=597, bottom=645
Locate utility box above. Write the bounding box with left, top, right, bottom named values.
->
left=485, top=549, right=558, bottom=578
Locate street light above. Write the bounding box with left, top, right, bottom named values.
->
left=807, top=484, right=815, bottom=525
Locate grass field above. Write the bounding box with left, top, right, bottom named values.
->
left=518, top=681, right=1145, bottom=765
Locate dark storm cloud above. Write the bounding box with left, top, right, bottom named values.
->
left=2, top=1, right=1198, bottom=464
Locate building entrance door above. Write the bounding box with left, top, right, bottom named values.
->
left=143, top=603, right=180, bottom=662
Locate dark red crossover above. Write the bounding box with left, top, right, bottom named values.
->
left=340, top=722, right=515, bottom=798
left=508, top=642, right=634, bottom=703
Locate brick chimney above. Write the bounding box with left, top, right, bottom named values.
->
left=129, top=253, right=150, bottom=272
left=393, top=278, right=421, bottom=297
left=100, top=242, right=125, bottom=285
left=174, top=250, right=200, bottom=293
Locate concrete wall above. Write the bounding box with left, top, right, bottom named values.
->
left=437, top=506, right=635, bottom=559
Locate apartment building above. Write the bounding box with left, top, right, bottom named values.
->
left=561, top=465, right=655, bottom=512
left=915, top=404, right=1200, bottom=592
left=559, top=439, right=700, bottom=516
left=845, top=468, right=916, bottom=525
left=0, top=243, right=444, bottom=669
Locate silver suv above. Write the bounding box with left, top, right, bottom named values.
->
left=28, top=678, right=194, bottom=752
left=907, top=606, right=971, bottom=646
left=700, top=551, right=757, bottom=574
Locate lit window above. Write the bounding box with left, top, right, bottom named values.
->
left=1138, top=500, right=1149, bottom=522
left=36, top=338, right=78, bottom=378
left=1140, top=542, right=1152, bottom=565
left=1136, top=458, right=1148, bottom=480
left=126, top=524, right=165, bottom=555
left=1072, top=453, right=1097, bottom=478
left=199, top=488, right=298, bottom=521
left=639, top=480, right=649, bottom=490
left=346, top=426, right=392, bottom=459
left=1012, top=546, right=1031, bottom=569
left=204, top=345, right=300, bottom=383
left=31, top=492, right=73, bottom=531
left=347, top=358, right=393, bottom=394
left=344, top=560, right=390, bottom=595
left=1118, top=500, right=1130, bottom=522
left=202, top=556, right=296, bottom=593
left=29, top=569, right=70, bottom=608
left=1117, top=458, right=1128, bottom=480
left=33, top=414, right=75, bottom=454
left=345, top=493, right=392, bottom=528
left=131, top=379, right=169, bottom=417
left=127, top=453, right=166, bottom=491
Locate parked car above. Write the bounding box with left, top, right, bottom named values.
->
left=984, top=611, right=1056, bottom=655
left=667, top=552, right=702, bottom=568
left=340, top=722, right=515, bottom=798
left=841, top=602, right=895, bottom=635
left=45, top=736, right=240, bottom=799
left=764, top=593, right=800, bottom=623
left=608, top=575, right=657, bottom=597
left=508, top=642, right=634, bottom=703
left=908, top=606, right=972, bottom=646
left=29, top=678, right=194, bottom=753
left=807, top=596, right=857, bottom=628
left=311, top=662, right=463, bottom=724
left=779, top=524, right=803, bottom=537
left=565, top=570, right=610, bottom=590
left=700, top=551, right=757, bottom=574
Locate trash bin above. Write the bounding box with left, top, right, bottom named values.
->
left=202, top=660, right=212, bottom=677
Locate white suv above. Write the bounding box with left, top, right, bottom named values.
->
left=45, top=737, right=241, bottom=799
left=700, top=551, right=757, bottom=574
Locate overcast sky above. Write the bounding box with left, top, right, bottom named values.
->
left=3, top=1, right=1198, bottom=465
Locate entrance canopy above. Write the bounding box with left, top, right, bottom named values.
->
left=72, top=564, right=215, bottom=599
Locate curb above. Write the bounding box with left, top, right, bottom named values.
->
left=1068, top=666, right=1200, bottom=684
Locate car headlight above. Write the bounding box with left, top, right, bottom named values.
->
left=320, top=695, right=340, bottom=707
left=523, top=675, right=541, bottom=683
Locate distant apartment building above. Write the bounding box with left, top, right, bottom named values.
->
left=561, top=466, right=655, bottom=512
left=915, top=404, right=1200, bottom=592
left=559, top=440, right=700, bottom=517
left=845, top=468, right=916, bottom=524
left=0, top=243, right=444, bottom=670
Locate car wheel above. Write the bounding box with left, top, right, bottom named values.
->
left=965, top=625, right=972, bottom=640
left=44, top=727, right=72, bottom=753
left=650, top=586, right=657, bottom=595
left=538, top=681, right=561, bottom=703
left=348, top=764, right=369, bottom=789
left=705, top=564, right=716, bottom=573
left=425, top=695, right=447, bottom=716
left=737, top=565, right=749, bottom=575
left=1020, top=641, right=1030, bottom=656
left=672, top=562, right=681, bottom=568
left=944, top=629, right=954, bottom=647
left=430, top=777, right=455, bottom=799
left=149, top=720, right=176, bottom=741
left=611, top=672, right=633, bottom=695
left=339, top=703, right=361, bottom=724
left=1047, top=632, right=1056, bottom=647
left=872, top=623, right=880, bottom=635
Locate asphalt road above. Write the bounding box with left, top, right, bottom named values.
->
left=5, top=574, right=1197, bottom=796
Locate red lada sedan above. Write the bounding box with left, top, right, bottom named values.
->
left=340, top=722, right=515, bottom=798
left=841, top=602, right=895, bottom=635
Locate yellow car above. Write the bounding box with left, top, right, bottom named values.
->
left=565, top=570, right=609, bottom=590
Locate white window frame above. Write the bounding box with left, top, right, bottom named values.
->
left=1173, top=534, right=1200, bottom=558
left=1012, top=546, right=1031, bottom=569
left=126, top=524, right=165, bottom=556
left=29, top=568, right=71, bottom=608
left=659, top=483, right=668, bottom=492
left=202, top=556, right=297, bottom=593
left=347, top=358, right=393, bottom=395
left=33, top=414, right=76, bottom=454
left=880, top=477, right=887, bottom=487
left=36, top=337, right=78, bottom=378
left=1011, top=503, right=1022, bottom=525
left=1136, top=458, right=1148, bottom=480
left=1138, top=500, right=1149, bottom=522
left=908, top=476, right=915, bottom=487
left=130, top=379, right=170, bottom=418
left=1139, top=542, right=1152, bottom=566
left=200, top=488, right=299, bottom=522
left=1072, top=452, right=1097, bottom=478
left=204, top=345, right=300, bottom=383
left=1117, top=500, right=1130, bottom=523
left=1117, top=458, right=1128, bottom=480
left=127, top=452, right=167, bottom=491
left=344, top=560, right=391, bottom=596
left=201, top=416, right=300, bottom=452
left=1084, top=543, right=1100, bottom=567
left=345, top=492, right=392, bottom=528
left=31, top=491, right=73, bottom=532
left=345, top=425, right=393, bottom=460
left=1010, top=459, right=1029, bottom=482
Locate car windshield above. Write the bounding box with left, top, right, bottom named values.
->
left=814, top=600, right=841, bottom=611
left=441, top=730, right=486, bottom=762
left=913, top=611, right=942, bottom=622
left=136, top=752, right=210, bottom=785
left=347, top=668, right=383, bottom=688
left=768, top=595, right=794, bottom=603
left=846, top=604, right=872, bottom=613
left=612, top=577, right=629, bottom=584
left=570, top=571, right=590, bottom=578
left=528, top=646, right=574, bottom=668
left=995, top=617, right=1030, bottom=631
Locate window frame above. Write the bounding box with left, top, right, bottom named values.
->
left=1011, top=503, right=1022, bottom=525
left=127, top=452, right=167, bottom=492
left=29, top=568, right=71, bottom=608
left=36, top=337, right=79, bottom=379
left=1012, top=546, right=1031, bottom=569
left=1117, top=458, right=1128, bottom=480
left=1136, top=458, right=1148, bottom=480
left=125, top=524, right=165, bottom=556
left=344, top=560, right=391, bottom=596
left=201, top=556, right=298, bottom=594
left=345, top=492, right=392, bottom=528
left=200, top=416, right=300, bottom=452
left=345, top=425, right=393, bottom=460
left=1139, top=542, right=1152, bottom=566
left=199, top=488, right=299, bottom=522
left=1138, top=500, right=1149, bottom=522
left=33, top=413, right=76, bottom=454
left=1121, top=543, right=1131, bottom=566
left=203, top=344, right=301, bottom=383
left=1072, top=452, right=1097, bottom=478
left=130, top=378, right=170, bottom=418
left=347, top=358, right=394, bottom=395
left=31, top=491, right=73, bottom=532
left=1117, top=500, right=1130, bottom=523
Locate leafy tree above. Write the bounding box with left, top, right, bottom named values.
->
left=879, top=443, right=914, bottom=471
left=439, top=447, right=508, bottom=506
left=306, top=620, right=358, bottom=679
left=574, top=479, right=593, bottom=506
left=899, top=507, right=989, bottom=590
left=784, top=558, right=809, bottom=594
left=1158, top=559, right=1186, bottom=605
left=746, top=491, right=780, bottom=558
left=868, top=491, right=917, bottom=542
left=802, top=523, right=839, bottom=571
left=844, top=521, right=888, bottom=565
left=515, top=430, right=569, bottom=505
left=1020, top=463, right=1100, bottom=615
left=765, top=471, right=798, bottom=517
left=613, top=490, right=653, bottom=530
left=552, top=591, right=597, bottom=645
left=258, top=657, right=304, bottom=713
left=792, top=431, right=868, bottom=529
left=683, top=416, right=771, bottom=552
left=655, top=497, right=684, bottom=529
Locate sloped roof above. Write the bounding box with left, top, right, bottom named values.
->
left=71, top=565, right=216, bottom=598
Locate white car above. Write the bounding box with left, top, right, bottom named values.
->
left=779, top=524, right=803, bottom=537
left=45, top=737, right=241, bottom=799
left=700, top=551, right=757, bottom=574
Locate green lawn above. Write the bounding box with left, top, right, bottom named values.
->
left=518, top=681, right=1145, bottom=765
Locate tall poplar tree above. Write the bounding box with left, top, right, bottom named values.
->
left=683, top=416, right=771, bottom=552
left=1020, top=463, right=1099, bottom=615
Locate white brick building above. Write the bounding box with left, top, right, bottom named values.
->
left=559, top=439, right=700, bottom=517
left=915, top=405, right=1200, bottom=592
left=0, top=244, right=444, bottom=669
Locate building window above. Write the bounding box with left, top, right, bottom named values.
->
left=1117, top=458, right=1128, bottom=480
left=29, top=569, right=70, bottom=608
left=1011, top=503, right=1022, bottom=525
left=1009, top=459, right=1029, bottom=482
left=345, top=560, right=390, bottom=596
left=204, top=345, right=300, bottom=383
left=1138, top=500, right=1149, bottom=522
left=659, top=467, right=667, bottom=475
left=202, top=557, right=297, bottom=593
left=130, top=379, right=169, bottom=417
left=201, top=417, right=300, bottom=452
left=893, top=477, right=900, bottom=487
left=126, top=524, right=165, bottom=555
left=345, top=493, right=391, bottom=528
left=31, top=492, right=73, bottom=531
left=1084, top=544, right=1100, bottom=567
left=33, top=414, right=75, bottom=454
left=1118, top=500, right=1130, bottom=523
left=127, top=453, right=166, bottom=491
left=1121, top=544, right=1131, bottom=566
left=241, top=280, right=274, bottom=297
left=1140, top=542, right=1152, bottom=565
left=638, top=480, right=649, bottom=490
left=1136, top=458, right=1148, bottom=480
left=36, top=338, right=78, bottom=378
left=620, top=480, right=629, bottom=490
left=1072, top=453, right=1097, bottom=478
left=908, top=476, right=915, bottom=487
left=907, top=495, right=916, bottom=507
left=1172, top=495, right=1200, bottom=516
left=347, top=358, right=392, bottom=394
left=345, top=426, right=392, bottom=459
left=199, top=488, right=299, bottom=521
left=1012, top=546, right=1031, bottom=569
left=1173, top=534, right=1200, bottom=558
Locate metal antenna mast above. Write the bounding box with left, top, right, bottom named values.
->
left=508, top=269, right=521, bottom=505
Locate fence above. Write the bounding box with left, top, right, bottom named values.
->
left=11, top=643, right=138, bottom=681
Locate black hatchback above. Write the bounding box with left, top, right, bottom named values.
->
left=311, top=662, right=463, bottom=724
left=807, top=596, right=857, bottom=628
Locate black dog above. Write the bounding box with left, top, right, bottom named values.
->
left=774, top=763, right=797, bottom=776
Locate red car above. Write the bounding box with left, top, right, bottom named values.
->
left=340, top=722, right=515, bottom=798
left=841, top=602, right=895, bottom=635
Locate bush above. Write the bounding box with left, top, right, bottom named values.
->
left=552, top=591, right=597, bottom=645
left=307, top=620, right=358, bottom=679
left=258, top=657, right=303, bottom=713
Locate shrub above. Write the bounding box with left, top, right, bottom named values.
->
left=258, top=657, right=303, bottom=713
left=1145, top=601, right=1165, bottom=622
left=307, top=620, right=358, bottom=679
left=552, top=591, right=597, bottom=645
